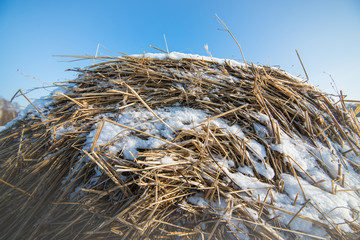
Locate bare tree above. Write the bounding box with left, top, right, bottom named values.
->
left=0, top=98, right=19, bottom=126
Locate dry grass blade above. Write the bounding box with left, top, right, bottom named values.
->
left=19, top=89, right=48, bottom=119
left=287, top=199, right=310, bottom=227
left=295, top=49, right=309, bottom=81
left=58, top=92, right=87, bottom=108
left=125, top=83, right=176, bottom=133
left=0, top=178, right=32, bottom=197
left=91, top=119, right=104, bottom=152
left=216, top=14, right=247, bottom=67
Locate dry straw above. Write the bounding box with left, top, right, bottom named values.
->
left=0, top=53, right=359, bottom=239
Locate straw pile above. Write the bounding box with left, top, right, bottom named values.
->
left=1, top=53, right=360, bottom=239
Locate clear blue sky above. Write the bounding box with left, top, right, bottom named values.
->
left=1, top=0, right=359, bottom=107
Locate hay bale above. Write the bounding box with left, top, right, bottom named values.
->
left=1, top=52, right=359, bottom=239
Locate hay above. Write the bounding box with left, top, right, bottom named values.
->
left=1, top=53, right=360, bottom=239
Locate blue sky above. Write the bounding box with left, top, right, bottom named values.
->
left=1, top=0, right=359, bottom=107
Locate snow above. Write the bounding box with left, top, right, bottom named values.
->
left=275, top=174, right=357, bottom=234
left=186, top=117, right=359, bottom=237
left=187, top=193, right=210, bottom=208
left=253, top=160, right=275, bottom=179
left=85, top=107, right=210, bottom=159
left=160, top=156, right=175, bottom=165
left=266, top=128, right=360, bottom=232
left=248, top=138, right=267, bottom=159
left=225, top=169, right=274, bottom=196
left=52, top=125, right=76, bottom=140
left=131, top=51, right=248, bottom=69
left=86, top=106, right=251, bottom=161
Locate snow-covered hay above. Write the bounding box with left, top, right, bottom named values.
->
left=1, top=53, right=360, bottom=239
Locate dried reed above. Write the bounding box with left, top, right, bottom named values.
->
left=0, top=54, right=359, bottom=239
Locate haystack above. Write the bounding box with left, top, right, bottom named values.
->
left=1, top=52, right=360, bottom=239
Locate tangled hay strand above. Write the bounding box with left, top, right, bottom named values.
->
left=0, top=53, right=360, bottom=239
